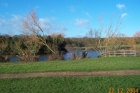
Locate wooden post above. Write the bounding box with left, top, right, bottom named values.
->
left=124, top=50, right=125, bottom=56
left=134, top=50, right=136, bottom=56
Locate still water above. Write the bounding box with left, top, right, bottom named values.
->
left=10, top=50, right=98, bottom=62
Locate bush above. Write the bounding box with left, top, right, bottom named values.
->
left=19, top=55, right=39, bottom=62
left=0, top=55, right=10, bottom=62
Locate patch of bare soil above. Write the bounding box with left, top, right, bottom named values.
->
left=0, top=70, right=140, bottom=79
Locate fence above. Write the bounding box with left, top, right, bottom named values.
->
left=99, top=50, right=136, bottom=57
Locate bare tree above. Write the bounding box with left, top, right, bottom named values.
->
left=87, top=28, right=100, bottom=38
left=133, top=31, right=140, bottom=37
left=133, top=31, right=140, bottom=44
left=22, top=10, right=67, bottom=60
left=90, top=15, right=127, bottom=56
left=133, top=31, right=140, bottom=51
left=22, top=10, right=55, bottom=54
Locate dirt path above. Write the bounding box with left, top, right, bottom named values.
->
left=0, top=70, right=140, bottom=79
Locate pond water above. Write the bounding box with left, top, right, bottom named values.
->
left=63, top=50, right=98, bottom=60
left=10, top=50, right=98, bottom=62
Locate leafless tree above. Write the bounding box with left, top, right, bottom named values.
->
left=133, top=31, right=140, bottom=44
left=22, top=10, right=55, bottom=54
left=22, top=10, right=66, bottom=60
left=133, top=31, right=140, bottom=37
left=89, top=15, right=128, bottom=56
left=133, top=31, right=140, bottom=51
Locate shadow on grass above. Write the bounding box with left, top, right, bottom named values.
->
left=134, top=84, right=140, bottom=93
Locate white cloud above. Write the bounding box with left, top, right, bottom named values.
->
left=69, top=6, right=75, bottom=12
left=85, top=12, right=91, bottom=18
left=121, top=13, right=127, bottom=18
left=0, top=15, right=67, bottom=35
left=0, top=15, right=22, bottom=33
left=75, top=19, right=89, bottom=26
left=56, top=25, right=67, bottom=31
left=39, top=17, right=67, bottom=33
left=116, top=4, right=125, bottom=10
left=10, top=15, right=23, bottom=30
left=11, top=14, right=22, bottom=21
left=39, top=18, right=52, bottom=30
left=0, top=15, right=24, bottom=35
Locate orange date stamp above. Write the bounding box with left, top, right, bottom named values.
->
left=108, top=88, right=138, bottom=93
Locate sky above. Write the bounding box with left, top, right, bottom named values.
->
left=0, top=0, right=140, bottom=37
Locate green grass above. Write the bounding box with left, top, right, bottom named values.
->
left=0, top=75, right=139, bottom=93
left=0, top=57, right=140, bottom=74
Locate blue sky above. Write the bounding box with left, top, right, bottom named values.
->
left=0, top=0, right=140, bottom=37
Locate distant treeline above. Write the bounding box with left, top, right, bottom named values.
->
left=0, top=35, right=140, bottom=56
left=65, top=37, right=140, bottom=49
left=0, top=35, right=67, bottom=56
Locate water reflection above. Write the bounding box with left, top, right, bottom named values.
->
left=10, top=56, right=20, bottom=62
left=10, top=50, right=98, bottom=62
left=38, top=55, right=48, bottom=61
left=64, top=50, right=98, bottom=60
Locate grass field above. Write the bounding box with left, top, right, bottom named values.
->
left=0, top=57, right=140, bottom=93
left=0, top=57, right=140, bottom=74
left=0, top=75, right=139, bottom=93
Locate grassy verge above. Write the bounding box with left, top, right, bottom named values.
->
left=0, top=75, right=139, bottom=93
left=0, top=57, right=140, bottom=74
